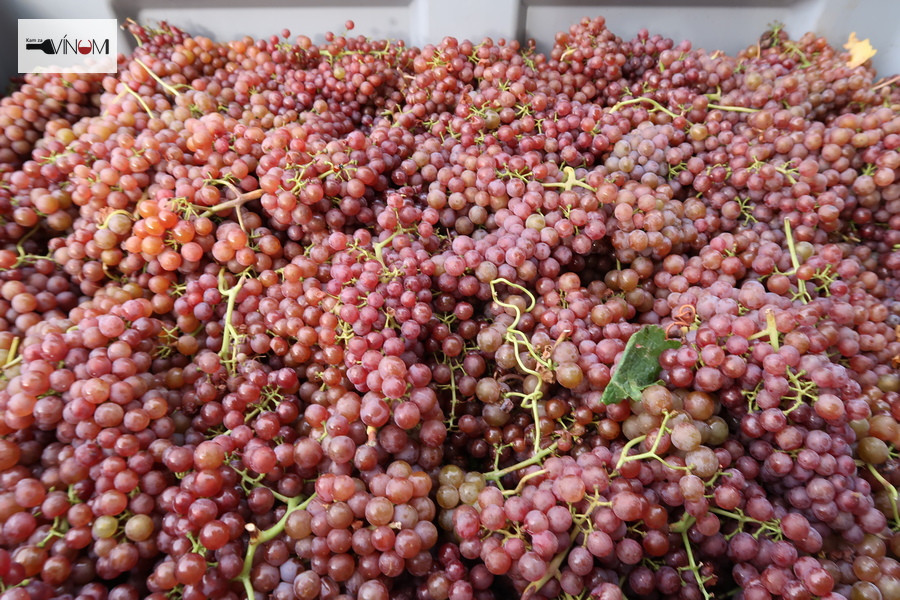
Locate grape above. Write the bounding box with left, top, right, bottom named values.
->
left=517, top=551, right=547, bottom=582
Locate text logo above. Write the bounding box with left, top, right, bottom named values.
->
left=19, top=19, right=118, bottom=74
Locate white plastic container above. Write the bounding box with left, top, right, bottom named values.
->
left=0, top=0, right=897, bottom=86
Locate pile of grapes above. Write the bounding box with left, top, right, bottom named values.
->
left=0, top=14, right=898, bottom=600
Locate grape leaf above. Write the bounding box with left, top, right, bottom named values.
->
left=844, top=32, right=877, bottom=68
left=601, top=325, right=681, bottom=405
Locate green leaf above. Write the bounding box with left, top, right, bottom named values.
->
left=601, top=325, right=681, bottom=405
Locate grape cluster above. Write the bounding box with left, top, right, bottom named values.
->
left=0, top=13, right=897, bottom=600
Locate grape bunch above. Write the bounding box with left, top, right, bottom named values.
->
left=0, top=12, right=897, bottom=600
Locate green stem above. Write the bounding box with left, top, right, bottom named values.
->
left=503, top=468, right=547, bottom=497
left=484, top=442, right=558, bottom=483
left=243, top=386, right=284, bottom=424
left=217, top=269, right=248, bottom=374
left=36, top=516, right=66, bottom=548
left=1, top=227, right=53, bottom=272
left=489, top=278, right=535, bottom=329
left=123, top=18, right=144, bottom=48
left=122, top=85, right=155, bottom=118
left=233, top=465, right=291, bottom=504
left=780, top=216, right=812, bottom=304
left=541, top=166, right=596, bottom=193
left=678, top=520, right=714, bottom=600
left=490, top=277, right=554, bottom=453
left=706, top=103, right=760, bottom=114
left=199, top=188, right=263, bottom=216
left=504, top=329, right=546, bottom=377
left=98, top=209, right=134, bottom=229
left=747, top=308, right=780, bottom=351
left=782, top=369, right=816, bottom=415
left=527, top=381, right=543, bottom=454
left=490, top=282, right=552, bottom=375
left=783, top=218, right=802, bottom=273
left=200, top=184, right=263, bottom=235
left=669, top=511, right=695, bottom=534
left=523, top=524, right=580, bottom=599
left=613, top=434, right=648, bottom=472
left=133, top=57, right=184, bottom=97
left=236, top=493, right=316, bottom=598
left=444, top=359, right=461, bottom=431
left=373, top=229, right=400, bottom=267
left=776, top=165, right=798, bottom=185
left=2, top=336, right=21, bottom=370
left=708, top=507, right=782, bottom=539
left=612, top=411, right=685, bottom=474
left=864, top=463, right=900, bottom=529
left=610, top=97, right=681, bottom=120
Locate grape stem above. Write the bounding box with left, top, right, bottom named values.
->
left=612, top=411, right=686, bottom=474
left=541, top=165, right=596, bottom=193
left=36, top=515, right=67, bottom=548
left=708, top=507, right=782, bottom=540
left=199, top=181, right=263, bottom=233
left=609, top=96, right=681, bottom=120
left=782, top=218, right=804, bottom=276
left=217, top=269, right=248, bottom=374
left=862, top=462, right=900, bottom=529
left=120, top=85, right=156, bottom=118
left=522, top=523, right=580, bottom=599
left=2, top=336, right=21, bottom=371
left=360, top=209, right=417, bottom=278
left=781, top=368, right=817, bottom=415
left=670, top=514, right=714, bottom=600
left=502, top=468, right=546, bottom=497
left=236, top=492, right=316, bottom=599
left=483, top=441, right=558, bottom=483
left=1, top=226, right=53, bottom=272
left=522, top=500, right=606, bottom=598
left=682, top=526, right=714, bottom=600
left=747, top=308, right=780, bottom=351
left=98, top=209, right=134, bottom=229
left=706, top=102, right=760, bottom=114
left=490, top=277, right=556, bottom=452
left=200, top=187, right=263, bottom=216
left=122, top=18, right=144, bottom=47
left=872, top=74, right=900, bottom=92
left=373, top=228, right=400, bottom=267
left=243, top=385, right=285, bottom=424
left=230, top=449, right=292, bottom=504
left=133, top=57, right=185, bottom=97
left=442, top=357, right=463, bottom=431
left=185, top=530, right=207, bottom=555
